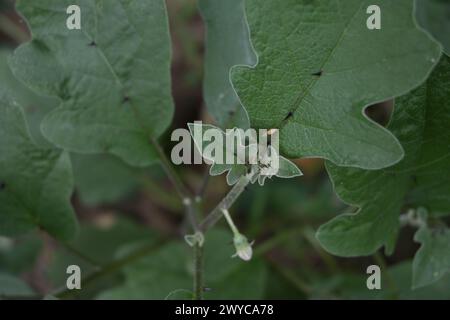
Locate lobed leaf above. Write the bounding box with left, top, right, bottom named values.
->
left=9, top=0, right=174, bottom=167
left=317, top=56, right=450, bottom=258
left=0, top=93, right=77, bottom=241
left=232, top=0, right=441, bottom=169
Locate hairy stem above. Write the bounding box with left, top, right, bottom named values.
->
left=150, top=138, right=199, bottom=230
left=222, top=209, right=239, bottom=235
left=199, top=174, right=252, bottom=231
left=192, top=243, right=204, bottom=300
left=196, top=169, right=210, bottom=200
left=149, top=138, right=207, bottom=300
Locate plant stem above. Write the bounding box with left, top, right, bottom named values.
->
left=192, top=243, right=204, bottom=300
left=196, top=169, right=210, bottom=200
left=141, top=175, right=183, bottom=212
left=150, top=138, right=190, bottom=200
left=222, top=209, right=239, bottom=235
left=150, top=138, right=199, bottom=231
left=199, top=174, right=252, bottom=231
left=149, top=138, right=207, bottom=300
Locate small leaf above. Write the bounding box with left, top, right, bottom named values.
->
left=210, top=162, right=233, bottom=176
left=199, top=0, right=256, bottom=129
left=276, top=157, right=303, bottom=179
left=9, top=0, right=174, bottom=167
left=232, top=0, right=441, bottom=169
left=413, top=226, right=450, bottom=289
left=188, top=122, right=226, bottom=164
left=226, top=165, right=248, bottom=186
left=0, top=93, right=77, bottom=241
left=189, top=123, right=302, bottom=185
left=317, top=56, right=450, bottom=257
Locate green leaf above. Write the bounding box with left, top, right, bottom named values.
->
left=317, top=56, right=450, bottom=257
left=232, top=0, right=441, bottom=169
left=188, top=122, right=224, bottom=164
left=226, top=164, right=248, bottom=186
left=415, top=0, right=450, bottom=56
left=189, top=123, right=302, bottom=185
left=189, top=122, right=247, bottom=185
left=0, top=93, right=77, bottom=241
left=2, top=48, right=138, bottom=207
left=199, top=0, right=255, bottom=129
left=275, top=156, right=303, bottom=179
left=413, top=225, right=450, bottom=289
left=97, top=230, right=267, bottom=300
left=9, top=0, right=174, bottom=167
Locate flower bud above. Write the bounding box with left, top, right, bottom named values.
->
left=232, top=233, right=253, bottom=261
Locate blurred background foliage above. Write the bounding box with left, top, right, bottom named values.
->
left=0, top=0, right=449, bottom=300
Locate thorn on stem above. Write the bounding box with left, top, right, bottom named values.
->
left=311, top=70, right=323, bottom=77
left=0, top=182, right=5, bottom=190
left=88, top=41, right=97, bottom=47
